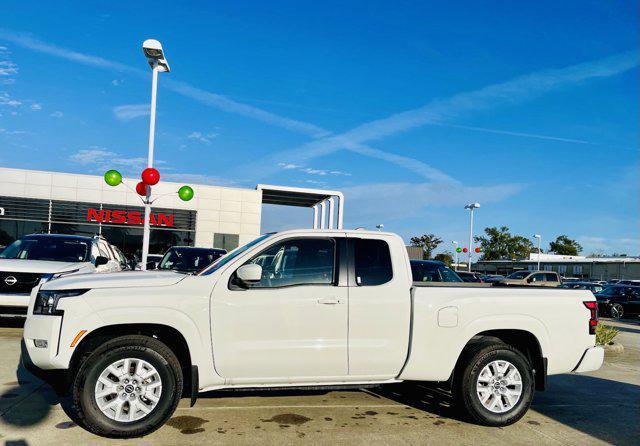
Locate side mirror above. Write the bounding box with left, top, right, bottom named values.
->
left=526, top=277, right=534, bottom=283
left=146, top=261, right=158, bottom=270
left=236, top=264, right=262, bottom=284
left=95, top=256, right=109, bottom=267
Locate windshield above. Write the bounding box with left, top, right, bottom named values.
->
left=0, top=237, right=90, bottom=262
left=507, top=271, right=530, bottom=279
left=159, top=248, right=226, bottom=273
left=199, top=233, right=274, bottom=275
left=411, top=262, right=463, bottom=282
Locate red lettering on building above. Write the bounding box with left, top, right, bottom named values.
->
left=86, top=208, right=174, bottom=227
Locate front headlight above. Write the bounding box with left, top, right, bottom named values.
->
left=33, top=289, right=89, bottom=315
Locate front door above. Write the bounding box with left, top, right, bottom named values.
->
left=211, top=235, right=348, bottom=384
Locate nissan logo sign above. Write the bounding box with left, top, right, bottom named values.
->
left=4, top=276, right=17, bottom=286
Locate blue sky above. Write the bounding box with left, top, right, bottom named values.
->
left=0, top=1, right=638, bottom=256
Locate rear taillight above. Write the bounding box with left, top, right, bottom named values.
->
left=583, top=301, right=598, bottom=335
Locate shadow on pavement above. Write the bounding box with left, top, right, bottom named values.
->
left=0, top=362, right=59, bottom=427
left=533, top=374, right=639, bottom=445
left=0, top=317, right=26, bottom=329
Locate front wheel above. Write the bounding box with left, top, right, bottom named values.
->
left=454, top=342, right=534, bottom=426
left=70, top=335, right=183, bottom=438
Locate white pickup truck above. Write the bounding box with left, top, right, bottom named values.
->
left=22, top=229, right=603, bottom=438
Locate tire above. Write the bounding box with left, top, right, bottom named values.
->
left=454, top=342, right=534, bottom=426
left=70, top=335, right=183, bottom=438
left=610, top=304, right=624, bottom=319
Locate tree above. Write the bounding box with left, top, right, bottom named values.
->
left=410, top=234, right=443, bottom=260
left=474, top=226, right=535, bottom=260
left=549, top=235, right=582, bottom=256
left=434, top=251, right=454, bottom=266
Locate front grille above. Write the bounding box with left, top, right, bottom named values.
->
left=0, top=272, right=42, bottom=294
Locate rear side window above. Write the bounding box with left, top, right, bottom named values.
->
left=545, top=273, right=558, bottom=282
left=354, top=239, right=392, bottom=286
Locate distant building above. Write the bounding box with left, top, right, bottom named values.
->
left=475, top=253, right=640, bottom=280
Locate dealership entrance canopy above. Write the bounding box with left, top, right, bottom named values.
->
left=257, top=184, right=344, bottom=229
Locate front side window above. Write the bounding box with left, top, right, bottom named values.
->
left=246, top=238, right=335, bottom=288
left=531, top=273, right=546, bottom=282
left=354, top=238, right=392, bottom=286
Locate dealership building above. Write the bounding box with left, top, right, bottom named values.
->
left=0, top=167, right=343, bottom=258
left=475, top=253, right=640, bottom=281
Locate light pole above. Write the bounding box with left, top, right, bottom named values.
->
left=141, top=39, right=170, bottom=270
left=464, top=203, right=480, bottom=272
left=533, top=234, right=542, bottom=271
left=452, top=240, right=458, bottom=270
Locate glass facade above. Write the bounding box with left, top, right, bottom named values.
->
left=0, top=195, right=196, bottom=259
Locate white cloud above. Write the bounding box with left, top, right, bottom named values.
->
left=277, top=162, right=351, bottom=176
left=50, top=110, right=63, bottom=118
left=162, top=172, right=235, bottom=187
left=112, top=104, right=149, bottom=121
left=68, top=147, right=165, bottom=174
left=187, top=131, right=218, bottom=144
left=0, top=92, right=21, bottom=107
left=247, top=51, right=638, bottom=181
left=30, top=103, right=42, bottom=111
left=111, top=79, right=122, bottom=86
left=578, top=236, right=640, bottom=255
left=0, top=60, right=18, bottom=77
left=342, top=181, right=524, bottom=222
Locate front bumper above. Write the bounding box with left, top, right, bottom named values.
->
left=573, top=346, right=604, bottom=373
left=21, top=339, right=70, bottom=394
left=23, top=314, right=64, bottom=369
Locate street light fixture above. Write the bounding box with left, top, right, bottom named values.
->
left=533, top=234, right=542, bottom=271
left=452, top=240, right=458, bottom=271
left=140, top=39, right=170, bottom=270
left=464, top=203, right=480, bottom=272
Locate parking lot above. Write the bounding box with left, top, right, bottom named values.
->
left=0, top=318, right=636, bottom=445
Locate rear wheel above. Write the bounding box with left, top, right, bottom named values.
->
left=610, top=304, right=624, bottom=319
left=454, top=342, right=534, bottom=426
left=70, top=335, right=183, bottom=438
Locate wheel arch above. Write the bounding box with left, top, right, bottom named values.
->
left=69, top=323, right=193, bottom=396
left=455, top=329, right=547, bottom=391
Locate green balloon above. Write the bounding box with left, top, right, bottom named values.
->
left=456, top=247, right=462, bottom=253
left=104, top=170, right=122, bottom=186
left=178, top=185, right=194, bottom=201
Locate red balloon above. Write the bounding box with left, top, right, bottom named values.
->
left=462, top=248, right=468, bottom=253
left=474, top=247, right=481, bottom=253
left=141, top=167, right=160, bottom=185
left=135, top=181, right=148, bottom=196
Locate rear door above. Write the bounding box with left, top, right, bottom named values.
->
left=346, top=234, right=411, bottom=378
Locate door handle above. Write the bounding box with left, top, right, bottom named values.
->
left=317, top=297, right=342, bottom=305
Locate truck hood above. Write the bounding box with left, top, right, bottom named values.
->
left=0, top=258, right=90, bottom=274
left=41, top=270, right=187, bottom=291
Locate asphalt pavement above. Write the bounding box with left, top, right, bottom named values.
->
left=0, top=317, right=638, bottom=445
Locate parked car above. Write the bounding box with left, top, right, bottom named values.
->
left=499, top=270, right=561, bottom=287
left=157, top=246, right=227, bottom=273
left=135, top=254, right=163, bottom=271
left=480, top=274, right=505, bottom=283
left=559, top=282, right=604, bottom=294
left=456, top=271, right=484, bottom=282
left=616, top=280, right=640, bottom=285
left=0, top=233, right=122, bottom=316
left=22, top=229, right=603, bottom=437
left=594, top=285, right=640, bottom=319
left=410, top=260, right=463, bottom=282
